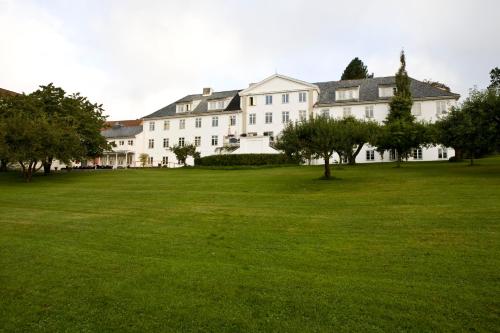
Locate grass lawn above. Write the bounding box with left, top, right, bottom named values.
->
left=0, top=158, right=499, bottom=332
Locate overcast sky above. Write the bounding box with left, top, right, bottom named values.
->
left=1, top=0, right=499, bottom=120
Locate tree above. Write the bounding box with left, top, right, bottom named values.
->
left=341, top=57, right=373, bottom=80
left=374, top=51, right=431, bottom=166
left=0, top=94, right=48, bottom=181
left=335, top=117, right=381, bottom=165
left=423, top=79, right=451, bottom=92
left=435, top=88, right=500, bottom=165
left=170, top=144, right=200, bottom=167
left=277, top=116, right=343, bottom=179
left=489, top=67, right=500, bottom=90
left=139, top=153, right=149, bottom=167
left=30, top=84, right=109, bottom=174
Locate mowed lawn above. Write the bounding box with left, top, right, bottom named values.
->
left=0, top=158, right=499, bottom=332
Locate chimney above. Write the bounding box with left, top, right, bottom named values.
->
left=202, top=87, right=213, bottom=96
left=248, top=83, right=256, bottom=87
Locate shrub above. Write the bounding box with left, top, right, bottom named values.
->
left=194, top=154, right=298, bottom=166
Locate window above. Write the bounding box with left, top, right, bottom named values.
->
left=195, top=117, right=202, bottom=128
left=209, top=101, right=217, bottom=110
left=212, top=116, right=218, bottom=127
left=365, top=105, right=374, bottom=118
left=436, top=101, right=447, bottom=115
left=412, top=148, right=423, bottom=160
left=282, top=93, right=289, bottom=104
left=366, top=150, right=375, bottom=161
left=321, top=109, right=330, bottom=118
left=164, top=120, right=170, bottom=130
left=194, top=136, right=201, bottom=146
left=178, top=137, right=185, bottom=147
left=119, top=140, right=124, bottom=146
left=148, top=139, right=154, bottom=149
left=438, top=147, right=448, bottom=159
left=211, top=135, right=218, bottom=146
left=390, top=150, right=397, bottom=161
left=217, top=100, right=225, bottom=109
left=163, top=138, right=169, bottom=148
left=265, top=112, right=273, bottom=124
left=148, top=156, right=153, bottom=165
left=162, top=156, right=168, bottom=165
left=230, top=115, right=236, bottom=126
left=249, top=96, right=255, bottom=106
left=299, top=110, right=307, bottom=121
left=249, top=113, right=256, bottom=125
left=282, top=111, right=290, bottom=123
left=343, top=107, right=352, bottom=117
left=336, top=88, right=357, bottom=100
left=176, top=104, right=190, bottom=113
left=179, top=119, right=185, bottom=129
left=265, top=95, right=273, bottom=105
left=412, top=102, right=422, bottom=116
left=149, top=121, right=155, bottom=131
left=299, top=92, right=307, bottom=102
left=263, top=131, right=274, bottom=142
left=379, top=86, right=396, bottom=98
left=128, top=140, right=134, bottom=146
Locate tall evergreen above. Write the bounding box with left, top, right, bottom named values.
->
left=375, top=51, right=430, bottom=166
left=341, top=57, right=372, bottom=80
left=386, top=51, right=414, bottom=123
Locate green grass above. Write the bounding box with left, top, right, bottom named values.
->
left=1, top=158, right=499, bottom=332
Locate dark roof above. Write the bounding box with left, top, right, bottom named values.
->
left=144, top=90, right=241, bottom=119
left=0, top=88, right=19, bottom=97
left=101, top=123, right=143, bottom=139
left=314, top=76, right=459, bottom=104
left=106, top=119, right=142, bottom=127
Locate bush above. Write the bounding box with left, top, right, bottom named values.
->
left=195, top=154, right=298, bottom=166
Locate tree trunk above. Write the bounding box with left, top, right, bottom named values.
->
left=349, top=144, right=365, bottom=165
left=323, top=156, right=331, bottom=179
left=43, top=156, right=53, bottom=175
left=454, top=148, right=463, bottom=161
left=0, top=159, right=7, bottom=172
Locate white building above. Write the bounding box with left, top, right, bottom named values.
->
left=98, top=120, right=146, bottom=168
left=141, top=74, right=459, bottom=166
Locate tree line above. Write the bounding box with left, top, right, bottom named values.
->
left=0, top=84, right=109, bottom=181
left=276, top=54, right=500, bottom=179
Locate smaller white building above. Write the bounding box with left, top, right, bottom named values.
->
left=98, top=120, right=146, bottom=168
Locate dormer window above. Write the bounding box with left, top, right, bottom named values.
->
left=176, top=103, right=191, bottom=113
left=336, top=88, right=358, bottom=101
left=208, top=99, right=226, bottom=110
left=379, top=86, right=397, bottom=98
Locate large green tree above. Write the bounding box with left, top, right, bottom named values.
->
left=0, top=84, right=109, bottom=180
left=435, top=89, right=500, bottom=165
left=0, top=94, right=50, bottom=181
left=30, top=84, right=109, bottom=174
left=341, top=57, right=373, bottom=80
left=277, top=116, right=344, bottom=179
left=335, top=117, right=381, bottom=165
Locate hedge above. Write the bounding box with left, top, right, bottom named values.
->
left=194, top=154, right=298, bottom=166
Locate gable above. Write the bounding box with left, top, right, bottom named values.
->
left=240, top=74, right=318, bottom=96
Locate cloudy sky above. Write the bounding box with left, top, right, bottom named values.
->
left=1, top=0, right=499, bottom=120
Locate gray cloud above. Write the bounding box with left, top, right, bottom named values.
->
left=1, top=0, right=499, bottom=119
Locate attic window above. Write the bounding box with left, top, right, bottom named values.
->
left=208, top=100, right=226, bottom=110
left=176, top=104, right=190, bottom=113
left=379, top=86, right=396, bottom=98
left=336, top=88, right=358, bottom=101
